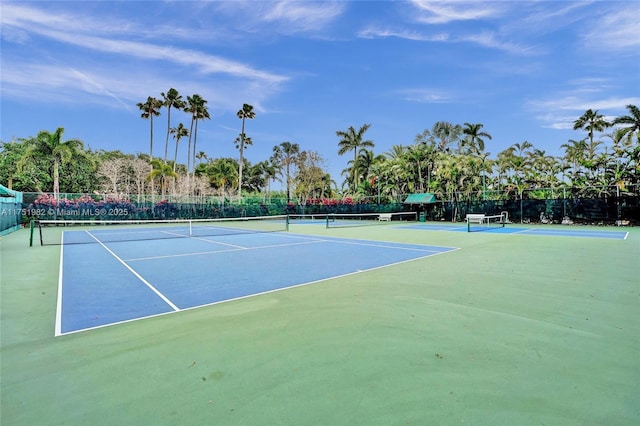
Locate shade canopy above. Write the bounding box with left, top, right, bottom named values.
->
left=403, top=193, right=436, bottom=204
left=0, top=184, right=19, bottom=198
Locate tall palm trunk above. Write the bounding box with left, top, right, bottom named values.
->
left=165, top=107, right=171, bottom=163
left=238, top=120, right=246, bottom=199
left=192, top=119, right=199, bottom=179
left=53, top=159, right=60, bottom=198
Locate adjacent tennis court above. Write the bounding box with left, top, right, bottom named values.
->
left=399, top=222, right=630, bottom=239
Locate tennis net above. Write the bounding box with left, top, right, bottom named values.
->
left=286, top=214, right=331, bottom=226
left=326, top=211, right=417, bottom=228
left=34, top=215, right=288, bottom=245
left=466, top=213, right=506, bottom=232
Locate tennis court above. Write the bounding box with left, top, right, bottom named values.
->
left=1, top=219, right=639, bottom=425
left=54, top=220, right=455, bottom=335
left=399, top=222, right=630, bottom=239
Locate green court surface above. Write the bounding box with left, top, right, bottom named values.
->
left=1, top=223, right=639, bottom=425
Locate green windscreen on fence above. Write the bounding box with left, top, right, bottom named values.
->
left=403, top=193, right=436, bottom=204
left=0, top=184, right=23, bottom=236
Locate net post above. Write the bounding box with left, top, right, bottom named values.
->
left=285, top=214, right=290, bottom=231
left=325, top=214, right=330, bottom=229
left=38, top=221, right=44, bottom=246
left=29, top=220, right=34, bottom=247
left=467, top=217, right=471, bottom=232
left=189, top=220, right=193, bottom=237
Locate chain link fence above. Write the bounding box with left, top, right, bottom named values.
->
left=16, top=184, right=640, bottom=226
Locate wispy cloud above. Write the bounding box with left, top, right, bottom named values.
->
left=1, top=59, right=282, bottom=116
left=358, top=25, right=536, bottom=55
left=409, top=0, right=505, bottom=24
left=47, top=28, right=287, bottom=84
left=534, top=96, right=640, bottom=113
left=2, top=4, right=287, bottom=84
left=459, top=31, right=539, bottom=55
left=358, top=26, right=449, bottom=42
left=396, top=88, right=454, bottom=104
left=262, top=1, right=345, bottom=32
left=0, top=3, right=290, bottom=111
left=499, top=1, right=592, bottom=36
left=209, top=0, right=344, bottom=35
left=581, top=5, right=640, bottom=52
left=359, top=2, right=538, bottom=55
left=1, top=63, right=139, bottom=108
left=528, top=78, right=640, bottom=130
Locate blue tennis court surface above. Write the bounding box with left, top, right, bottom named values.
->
left=398, top=223, right=629, bottom=239
left=56, top=231, right=457, bottom=335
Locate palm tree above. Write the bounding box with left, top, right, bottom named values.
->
left=195, top=151, right=208, bottom=167
left=193, top=95, right=211, bottom=179
left=603, top=129, right=636, bottom=190
left=561, top=138, right=587, bottom=186
left=258, top=160, right=278, bottom=202
left=506, top=141, right=534, bottom=220
left=462, top=123, right=492, bottom=155
left=573, top=109, right=611, bottom=147
left=388, top=157, right=411, bottom=199
left=148, top=159, right=178, bottom=198
left=272, top=141, right=300, bottom=203
left=612, top=104, right=640, bottom=143
left=234, top=133, right=253, bottom=194
left=205, top=158, right=238, bottom=196
left=318, top=173, right=337, bottom=199
left=17, top=127, right=83, bottom=196
left=336, top=124, right=374, bottom=192
left=432, top=121, right=462, bottom=152
left=353, top=148, right=383, bottom=192
left=406, top=142, right=435, bottom=192
left=0, top=139, right=27, bottom=190
left=385, top=144, right=407, bottom=160
left=184, top=94, right=210, bottom=176
left=161, top=88, right=185, bottom=163
left=136, top=96, right=162, bottom=161
left=236, top=103, right=256, bottom=198
left=170, top=123, right=189, bottom=172
left=527, top=149, right=557, bottom=190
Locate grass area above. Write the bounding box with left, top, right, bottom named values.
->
left=1, top=223, right=639, bottom=425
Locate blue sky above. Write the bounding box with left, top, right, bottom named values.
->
left=1, top=0, right=639, bottom=186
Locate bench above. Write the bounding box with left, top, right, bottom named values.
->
left=465, top=214, right=485, bottom=224
left=378, top=213, right=392, bottom=222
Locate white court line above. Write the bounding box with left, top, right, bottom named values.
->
left=190, top=235, right=247, bottom=249
left=276, top=231, right=460, bottom=250
left=126, top=239, right=325, bottom=262
left=126, top=236, right=445, bottom=262
left=281, top=233, right=453, bottom=252
left=84, top=231, right=180, bottom=311
left=54, top=233, right=65, bottom=336
left=314, top=238, right=448, bottom=252
left=512, top=227, right=629, bottom=240
left=159, top=229, right=247, bottom=249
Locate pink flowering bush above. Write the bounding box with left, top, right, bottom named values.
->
left=29, top=194, right=136, bottom=219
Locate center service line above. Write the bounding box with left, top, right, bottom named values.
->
left=84, top=231, right=180, bottom=311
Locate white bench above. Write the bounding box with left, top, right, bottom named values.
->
left=378, top=213, right=392, bottom=222
left=465, top=214, right=485, bottom=224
